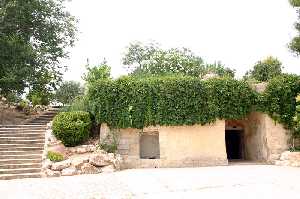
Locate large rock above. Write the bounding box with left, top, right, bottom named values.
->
left=71, top=156, right=90, bottom=169
left=42, top=159, right=53, bottom=169
left=89, top=153, right=111, bottom=167
left=51, top=160, right=71, bottom=171
left=79, top=163, right=101, bottom=174
left=101, top=165, right=115, bottom=173
left=61, top=168, right=77, bottom=176
left=45, top=169, right=61, bottom=177
left=280, top=151, right=291, bottom=161
left=69, top=145, right=97, bottom=154
left=112, top=154, right=123, bottom=170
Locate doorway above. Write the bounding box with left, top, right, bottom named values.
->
left=225, top=130, right=244, bottom=160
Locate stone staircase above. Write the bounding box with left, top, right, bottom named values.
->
left=0, top=107, right=59, bottom=180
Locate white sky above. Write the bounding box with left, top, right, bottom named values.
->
left=63, top=0, right=300, bottom=81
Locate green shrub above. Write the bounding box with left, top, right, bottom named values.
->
left=47, top=151, right=64, bottom=162
left=52, top=111, right=92, bottom=147
left=16, top=100, right=29, bottom=111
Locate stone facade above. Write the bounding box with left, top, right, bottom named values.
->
left=101, top=120, right=228, bottom=169
left=226, top=112, right=290, bottom=163
left=100, top=111, right=290, bottom=169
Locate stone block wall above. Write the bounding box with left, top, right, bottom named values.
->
left=108, top=120, right=228, bottom=169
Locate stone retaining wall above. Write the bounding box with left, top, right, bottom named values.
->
left=102, top=120, right=228, bottom=169
left=275, top=151, right=300, bottom=167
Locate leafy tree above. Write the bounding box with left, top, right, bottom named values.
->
left=122, top=41, right=159, bottom=70
left=122, top=41, right=235, bottom=78
left=289, top=0, right=300, bottom=55
left=83, top=60, right=112, bottom=85
left=55, top=81, right=84, bottom=105
left=205, top=62, right=235, bottom=78
left=244, top=57, right=283, bottom=82
left=0, top=0, right=77, bottom=101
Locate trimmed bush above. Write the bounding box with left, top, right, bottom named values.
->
left=47, top=151, right=64, bottom=162
left=52, top=111, right=92, bottom=147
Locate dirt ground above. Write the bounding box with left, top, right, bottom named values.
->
left=0, top=165, right=300, bottom=199
left=0, top=107, right=34, bottom=125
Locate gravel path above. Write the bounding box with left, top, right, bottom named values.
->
left=1, top=165, right=300, bottom=199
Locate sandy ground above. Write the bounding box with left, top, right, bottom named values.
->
left=1, top=165, right=300, bottom=199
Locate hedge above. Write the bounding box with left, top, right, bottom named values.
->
left=88, top=76, right=256, bottom=129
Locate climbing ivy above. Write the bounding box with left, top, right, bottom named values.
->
left=88, top=76, right=255, bottom=129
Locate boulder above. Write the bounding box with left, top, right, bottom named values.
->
left=42, top=159, right=53, bottom=169
left=89, top=154, right=111, bottom=167
left=71, top=156, right=90, bottom=170
left=45, top=169, right=61, bottom=177
left=69, top=145, right=97, bottom=154
left=101, top=165, right=115, bottom=173
left=61, top=168, right=77, bottom=176
left=112, top=154, right=123, bottom=170
left=48, top=143, right=67, bottom=155
left=79, top=163, right=101, bottom=174
left=51, top=159, right=71, bottom=171
left=280, top=151, right=291, bottom=161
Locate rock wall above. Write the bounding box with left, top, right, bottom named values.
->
left=275, top=151, right=300, bottom=167
left=244, top=112, right=269, bottom=162
left=232, top=112, right=290, bottom=163
left=43, top=146, right=122, bottom=177
left=102, top=120, right=228, bottom=169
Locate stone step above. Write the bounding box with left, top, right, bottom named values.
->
left=0, top=130, right=45, bottom=133
left=0, top=140, right=45, bottom=144
left=0, top=126, right=46, bottom=129
left=0, top=130, right=46, bottom=133
left=30, top=118, right=53, bottom=121
left=0, top=137, right=45, bottom=141
left=0, top=159, right=42, bottom=165
left=0, top=134, right=45, bottom=138
left=0, top=147, right=44, bottom=151
left=29, top=121, right=52, bottom=123
left=0, top=128, right=45, bottom=131
left=29, top=119, right=52, bottom=122
left=36, top=114, right=56, bottom=117
left=0, top=143, right=44, bottom=148
left=0, top=168, right=41, bottom=175
left=0, top=125, right=46, bottom=128
left=0, top=150, right=43, bottom=155
left=0, top=173, right=41, bottom=180
left=0, top=163, right=42, bottom=169
left=0, top=154, right=42, bottom=160
left=27, top=121, right=51, bottom=124
left=25, top=122, right=49, bottom=126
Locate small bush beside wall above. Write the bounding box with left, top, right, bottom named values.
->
left=47, top=151, right=64, bottom=162
left=52, top=111, right=92, bottom=147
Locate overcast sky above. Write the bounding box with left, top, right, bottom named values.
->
left=63, top=0, right=300, bottom=81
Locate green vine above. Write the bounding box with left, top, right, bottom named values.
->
left=88, top=76, right=255, bottom=129
left=258, top=74, right=300, bottom=128
left=87, top=74, right=300, bottom=130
